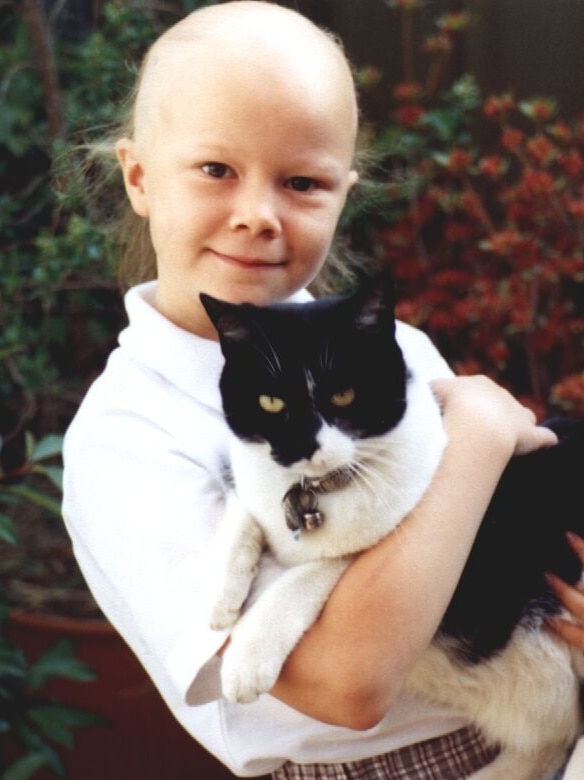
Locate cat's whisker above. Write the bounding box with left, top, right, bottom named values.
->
left=350, top=458, right=387, bottom=497
left=252, top=325, right=283, bottom=377
left=319, top=340, right=334, bottom=372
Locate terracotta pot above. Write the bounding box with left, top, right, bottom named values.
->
left=3, top=611, right=241, bottom=780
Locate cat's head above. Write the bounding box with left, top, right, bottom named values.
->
left=200, top=273, right=408, bottom=471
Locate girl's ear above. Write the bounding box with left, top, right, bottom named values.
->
left=116, top=138, right=149, bottom=217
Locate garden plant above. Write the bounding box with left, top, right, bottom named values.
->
left=357, top=0, right=584, bottom=417
left=0, top=431, right=101, bottom=780
left=1, top=2, right=216, bottom=776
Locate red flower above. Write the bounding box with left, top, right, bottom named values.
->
left=446, top=148, right=472, bottom=173
left=551, top=374, right=584, bottom=414
left=437, top=12, right=472, bottom=33
left=522, top=98, right=557, bottom=122
left=393, top=82, right=424, bottom=102
left=500, top=127, right=524, bottom=153
left=567, top=199, right=584, bottom=218
left=516, top=168, right=556, bottom=198
left=483, top=93, right=516, bottom=119
left=428, top=309, right=458, bottom=331
left=480, top=229, right=524, bottom=255
left=559, top=150, right=584, bottom=177
left=393, top=105, right=425, bottom=127
left=479, top=155, right=507, bottom=179
left=549, top=122, right=573, bottom=144
left=444, top=221, right=475, bottom=243
left=395, top=299, right=425, bottom=325
left=526, top=135, right=557, bottom=166
left=434, top=269, right=472, bottom=287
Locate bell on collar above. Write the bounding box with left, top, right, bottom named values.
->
left=283, top=482, right=324, bottom=534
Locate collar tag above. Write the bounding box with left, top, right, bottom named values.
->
left=282, top=467, right=353, bottom=535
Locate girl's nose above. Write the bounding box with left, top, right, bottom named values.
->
left=229, top=183, right=282, bottom=238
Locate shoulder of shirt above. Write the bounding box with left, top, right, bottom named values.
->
left=395, top=320, right=454, bottom=381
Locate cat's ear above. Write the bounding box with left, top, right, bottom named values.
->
left=352, top=272, right=396, bottom=333
left=200, top=293, right=253, bottom=344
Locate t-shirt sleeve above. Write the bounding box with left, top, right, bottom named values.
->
left=62, top=411, right=231, bottom=706
left=395, top=321, right=454, bottom=382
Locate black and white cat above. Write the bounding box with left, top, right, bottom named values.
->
left=201, top=275, right=584, bottom=780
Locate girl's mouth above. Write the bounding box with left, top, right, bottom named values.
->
left=211, top=249, right=285, bottom=269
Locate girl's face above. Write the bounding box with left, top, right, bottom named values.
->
left=118, top=46, right=358, bottom=339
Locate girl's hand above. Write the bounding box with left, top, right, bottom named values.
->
left=431, top=375, right=558, bottom=458
left=546, top=533, right=584, bottom=651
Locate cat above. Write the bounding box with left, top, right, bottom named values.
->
left=201, top=274, right=584, bottom=780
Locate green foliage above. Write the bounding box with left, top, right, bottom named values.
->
left=0, top=621, right=102, bottom=778
left=1, top=3, right=215, bottom=775
left=0, top=0, right=216, bottom=442
left=0, top=433, right=102, bottom=777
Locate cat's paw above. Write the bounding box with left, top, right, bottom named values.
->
left=209, top=600, right=241, bottom=631
left=220, top=634, right=285, bottom=704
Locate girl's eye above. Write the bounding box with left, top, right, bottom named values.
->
left=259, top=395, right=286, bottom=414
left=202, top=162, right=231, bottom=179
left=287, top=176, right=317, bottom=192
left=331, top=388, right=355, bottom=408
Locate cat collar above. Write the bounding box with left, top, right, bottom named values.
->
left=282, top=467, right=353, bottom=536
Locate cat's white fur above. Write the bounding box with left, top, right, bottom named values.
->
left=209, top=366, right=582, bottom=779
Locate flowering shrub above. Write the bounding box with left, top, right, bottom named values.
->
left=364, top=4, right=584, bottom=417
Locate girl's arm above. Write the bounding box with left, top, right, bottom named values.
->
left=270, top=375, right=558, bottom=729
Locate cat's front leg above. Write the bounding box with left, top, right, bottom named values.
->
left=221, top=556, right=349, bottom=704
left=209, top=491, right=265, bottom=631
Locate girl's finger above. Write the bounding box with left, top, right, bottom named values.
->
left=547, top=616, right=584, bottom=652
left=567, top=531, right=584, bottom=567
left=546, top=572, right=584, bottom=619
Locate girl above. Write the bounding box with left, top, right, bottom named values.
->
left=63, top=2, right=577, bottom=777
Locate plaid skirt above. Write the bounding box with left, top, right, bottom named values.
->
left=270, top=725, right=500, bottom=780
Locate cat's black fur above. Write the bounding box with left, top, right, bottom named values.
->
left=443, top=415, right=584, bottom=662
left=205, top=283, right=408, bottom=467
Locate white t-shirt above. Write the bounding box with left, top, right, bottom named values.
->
left=62, top=281, right=465, bottom=777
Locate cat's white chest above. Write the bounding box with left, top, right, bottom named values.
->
left=229, top=375, right=447, bottom=566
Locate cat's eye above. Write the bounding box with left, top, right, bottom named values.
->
left=259, top=395, right=286, bottom=414
left=331, top=388, right=356, bottom=408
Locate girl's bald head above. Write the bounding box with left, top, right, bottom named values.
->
left=131, top=1, right=358, bottom=152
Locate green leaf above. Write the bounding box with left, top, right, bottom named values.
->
left=0, top=642, right=26, bottom=682
left=28, top=704, right=104, bottom=749
left=4, top=486, right=62, bottom=517
left=0, top=513, right=18, bottom=545
left=31, top=436, right=63, bottom=463
left=0, top=753, right=49, bottom=780
left=9, top=722, right=63, bottom=777
left=31, top=465, right=63, bottom=491
left=23, top=433, right=35, bottom=464
left=28, top=640, right=97, bottom=690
